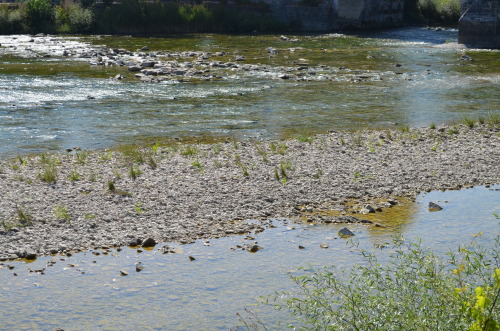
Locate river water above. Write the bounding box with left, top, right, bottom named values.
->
left=0, top=28, right=499, bottom=330
left=0, top=28, right=499, bottom=156
left=0, top=185, right=499, bottom=330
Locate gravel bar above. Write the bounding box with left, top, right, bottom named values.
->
left=0, top=123, right=499, bottom=260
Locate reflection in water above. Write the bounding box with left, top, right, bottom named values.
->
left=0, top=28, right=499, bottom=156
left=0, top=185, right=498, bottom=330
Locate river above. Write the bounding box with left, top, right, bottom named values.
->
left=1, top=28, right=499, bottom=156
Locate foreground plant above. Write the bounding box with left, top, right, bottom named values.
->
left=271, top=234, right=500, bottom=330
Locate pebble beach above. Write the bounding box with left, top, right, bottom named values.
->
left=0, top=122, right=499, bottom=261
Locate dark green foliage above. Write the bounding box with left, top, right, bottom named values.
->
left=24, top=0, right=55, bottom=33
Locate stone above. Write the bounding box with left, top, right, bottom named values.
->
left=120, top=270, right=128, bottom=276
left=428, top=202, right=443, bottom=212
left=247, top=244, right=262, bottom=253
left=135, top=262, right=144, bottom=272
left=142, top=238, right=156, bottom=248
left=338, top=227, right=355, bottom=238
left=360, top=204, right=376, bottom=214
left=25, top=250, right=37, bottom=260
left=128, top=65, right=142, bottom=72
left=320, top=242, right=329, bottom=249
left=189, top=256, right=196, bottom=261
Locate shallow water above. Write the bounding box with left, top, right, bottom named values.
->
left=1, top=28, right=499, bottom=156
left=0, top=185, right=498, bottom=330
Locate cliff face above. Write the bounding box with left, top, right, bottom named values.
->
left=459, top=0, right=500, bottom=49
left=256, top=0, right=404, bottom=31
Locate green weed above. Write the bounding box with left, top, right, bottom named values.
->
left=129, top=165, right=141, bottom=179
left=54, top=205, right=71, bottom=223
left=16, top=205, right=32, bottom=226
left=273, top=234, right=500, bottom=330
left=68, top=170, right=81, bottom=182
left=38, top=164, right=57, bottom=184
left=182, top=145, right=199, bottom=156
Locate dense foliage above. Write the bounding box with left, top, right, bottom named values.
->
left=269, top=231, right=500, bottom=330
left=0, top=0, right=286, bottom=34
left=0, top=0, right=461, bottom=35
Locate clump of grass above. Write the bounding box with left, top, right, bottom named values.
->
left=1, top=219, right=17, bottom=231
left=487, top=113, right=499, bottom=125
left=152, top=141, right=160, bottom=154
left=100, top=151, right=113, bottom=162
left=461, top=117, right=475, bottom=129
left=352, top=134, right=363, bottom=147
left=107, top=180, right=116, bottom=192
left=134, top=202, right=144, bottom=214
left=88, top=172, right=98, bottom=182
left=84, top=213, right=95, bottom=219
left=54, top=205, right=71, bottom=223
left=399, top=124, right=410, bottom=133
left=273, top=234, right=500, bottom=330
left=270, top=142, right=287, bottom=155
left=75, top=151, right=88, bottom=164
left=213, top=144, right=221, bottom=154
left=297, top=134, right=314, bottom=144
left=68, top=170, right=81, bottom=182
left=107, top=180, right=131, bottom=197
left=431, top=141, right=439, bottom=152
left=147, top=155, right=157, bottom=169
left=192, top=159, right=203, bottom=172
left=129, top=165, right=141, bottom=179
left=430, top=122, right=436, bottom=129
left=16, top=205, right=32, bottom=227
left=182, top=145, right=199, bottom=156
left=118, top=145, right=145, bottom=164
left=256, top=145, right=269, bottom=163
left=448, top=126, right=459, bottom=135
left=39, top=164, right=57, bottom=184
left=17, top=155, right=27, bottom=166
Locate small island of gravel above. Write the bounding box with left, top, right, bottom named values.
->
left=0, top=121, right=499, bottom=260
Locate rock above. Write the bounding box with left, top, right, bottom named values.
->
left=428, top=202, right=443, bottom=212
left=128, top=65, right=142, bottom=72
left=320, top=242, right=329, bottom=249
left=141, top=238, right=156, bottom=248
left=298, top=245, right=305, bottom=249
left=141, top=46, right=149, bottom=51
left=360, top=204, right=376, bottom=214
left=247, top=244, right=262, bottom=253
left=135, top=262, right=144, bottom=272
left=189, top=256, right=196, bottom=261
left=120, top=270, right=128, bottom=276
left=25, top=250, right=37, bottom=260
left=338, top=227, right=355, bottom=238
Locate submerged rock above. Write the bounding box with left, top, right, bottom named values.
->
left=428, top=202, right=443, bottom=212
left=338, top=227, right=355, bottom=238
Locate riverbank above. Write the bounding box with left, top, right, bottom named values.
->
left=0, top=121, right=498, bottom=260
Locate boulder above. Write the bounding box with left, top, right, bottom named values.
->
left=338, top=227, right=355, bottom=238
left=428, top=202, right=443, bottom=212
left=141, top=238, right=157, bottom=248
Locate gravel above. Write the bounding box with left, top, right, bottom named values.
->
left=0, top=124, right=499, bottom=260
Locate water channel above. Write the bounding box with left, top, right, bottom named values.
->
left=0, top=185, right=499, bottom=330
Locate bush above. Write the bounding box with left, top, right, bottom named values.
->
left=0, top=6, right=24, bottom=34
left=274, top=233, right=500, bottom=330
left=23, top=0, right=55, bottom=33
left=55, top=1, right=94, bottom=33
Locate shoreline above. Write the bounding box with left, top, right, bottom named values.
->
left=0, top=122, right=499, bottom=261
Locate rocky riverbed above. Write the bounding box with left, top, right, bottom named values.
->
left=0, top=34, right=412, bottom=84
left=0, top=122, right=498, bottom=261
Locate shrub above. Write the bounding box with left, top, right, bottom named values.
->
left=274, top=234, right=500, bottom=330
left=23, top=0, right=55, bottom=33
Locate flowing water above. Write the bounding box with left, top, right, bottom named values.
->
left=0, top=28, right=499, bottom=329
left=0, top=185, right=498, bottom=330
left=0, top=28, right=499, bottom=156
